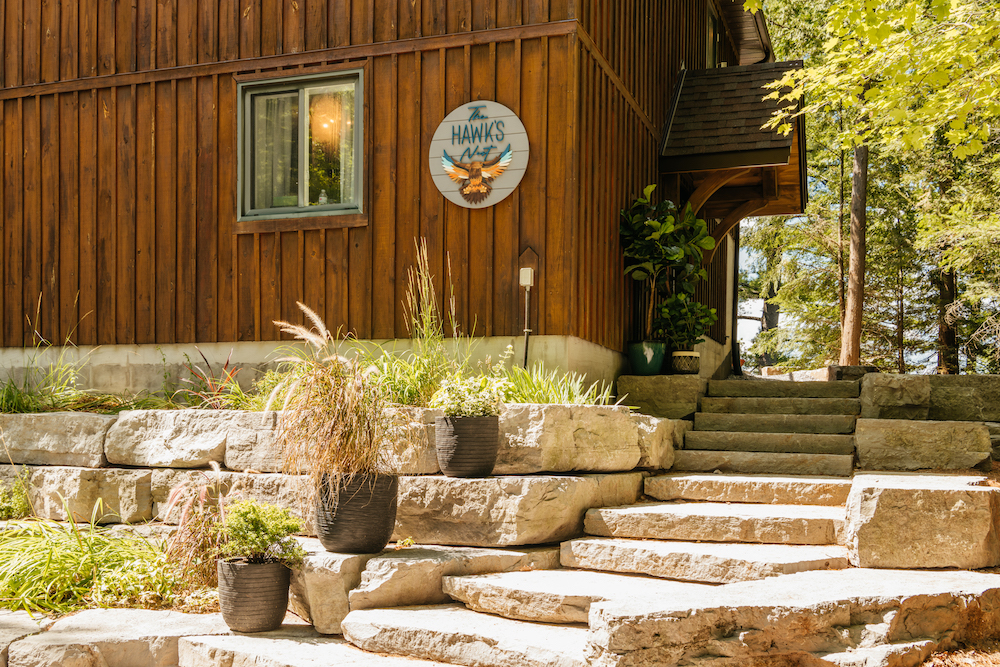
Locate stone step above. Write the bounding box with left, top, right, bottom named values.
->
left=342, top=604, right=589, bottom=667
left=694, top=412, right=857, bottom=434
left=561, top=537, right=850, bottom=584
left=644, top=473, right=852, bottom=506
left=584, top=502, right=844, bottom=545
left=180, top=628, right=453, bottom=667
left=708, top=380, right=860, bottom=399
left=684, top=431, right=855, bottom=455
left=672, top=450, right=854, bottom=477
left=442, top=569, right=710, bottom=624
left=701, top=397, right=861, bottom=416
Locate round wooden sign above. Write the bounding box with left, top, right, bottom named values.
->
left=428, top=101, right=529, bottom=209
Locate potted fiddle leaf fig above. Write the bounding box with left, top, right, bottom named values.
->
left=429, top=367, right=509, bottom=478
left=215, top=498, right=306, bottom=633
left=270, top=302, right=398, bottom=555
left=620, top=184, right=684, bottom=375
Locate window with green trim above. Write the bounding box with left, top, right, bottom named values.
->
left=239, top=71, right=363, bottom=220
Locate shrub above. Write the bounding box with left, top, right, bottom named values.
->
left=215, top=499, right=305, bottom=566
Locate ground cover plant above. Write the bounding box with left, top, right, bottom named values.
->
left=0, top=508, right=179, bottom=613
left=0, top=468, right=30, bottom=520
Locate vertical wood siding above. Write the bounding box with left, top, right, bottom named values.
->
left=0, top=0, right=581, bottom=346
left=0, top=0, right=731, bottom=352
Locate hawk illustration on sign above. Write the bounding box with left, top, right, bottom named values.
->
left=442, top=144, right=513, bottom=204
left=428, top=101, right=529, bottom=210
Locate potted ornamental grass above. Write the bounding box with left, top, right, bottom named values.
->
left=269, top=302, right=398, bottom=554
left=215, top=498, right=306, bottom=633
left=429, top=369, right=508, bottom=478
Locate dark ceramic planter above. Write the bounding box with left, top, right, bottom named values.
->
left=315, top=473, right=398, bottom=553
left=435, top=415, right=499, bottom=478
left=627, top=341, right=667, bottom=375
left=217, top=559, right=290, bottom=633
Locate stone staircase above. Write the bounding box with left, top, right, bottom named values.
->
left=673, top=378, right=860, bottom=476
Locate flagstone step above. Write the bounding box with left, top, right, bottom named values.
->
left=672, top=450, right=855, bottom=477
left=644, top=473, right=852, bottom=506
left=560, top=537, right=850, bottom=584
left=442, top=570, right=711, bottom=623
left=694, top=412, right=857, bottom=434
left=701, top=397, right=861, bottom=416
left=684, top=431, right=855, bottom=455
left=179, top=628, right=453, bottom=667
left=708, top=380, right=860, bottom=399
left=342, top=604, right=589, bottom=667
left=584, top=502, right=844, bottom=545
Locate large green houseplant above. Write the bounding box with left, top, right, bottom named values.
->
left=269, top=302, right=397, bottom=554
left=620, top=186, right=717, bottom=374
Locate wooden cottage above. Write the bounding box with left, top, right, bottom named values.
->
left=0, top=0, right=805, bottom=386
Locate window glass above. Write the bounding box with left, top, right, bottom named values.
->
left=252, top=92, right=299, bottom=210
left=241, top=72, right=362, bottom=220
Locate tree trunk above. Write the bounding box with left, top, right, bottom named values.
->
left=936, top=268, right=959, bottom=373
left=839, top=145, right=868, bottom=366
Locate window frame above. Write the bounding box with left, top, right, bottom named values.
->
left=234, top=63, right=368, bottom=234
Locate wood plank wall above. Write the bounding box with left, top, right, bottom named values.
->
left=0, top=0, right=583, bottom=347
left=574, top=0, right=732, bottom=350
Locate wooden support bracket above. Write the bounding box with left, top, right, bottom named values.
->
left=686, top=168, right=752, bottom=216
left=704, top=199, right=768, bottom=264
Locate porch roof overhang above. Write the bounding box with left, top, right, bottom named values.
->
left=659, top=61, right=807, bottom=222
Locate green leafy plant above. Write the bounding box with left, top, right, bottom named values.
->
left=268, top=302, right=395, bottom=506
left=502, top=364, right=617, bottom=406
left=430, top=373, right=508, bottom=417
left=0, top=504, right=179, bottom=613
left=0, top=468, right=31, bottom=520
left=215, top=499, right=305, bottom=566
left=656, top=293, right=718, bottom=351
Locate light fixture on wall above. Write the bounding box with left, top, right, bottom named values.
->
left=519, top=267, right=535, bottom=368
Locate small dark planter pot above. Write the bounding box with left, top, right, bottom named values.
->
left=217, top=559, right=290, bottom=633
left=627, top=341, right=666, bottom=375
left=435, top=415, right=500, bottom=478
left=315, top=473, right=398, bottom=553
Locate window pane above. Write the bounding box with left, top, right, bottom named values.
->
left=252, top=92, right=299, bottom=209
left=306, top=82, right=356, bottom=206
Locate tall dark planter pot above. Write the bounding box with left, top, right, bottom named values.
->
left=315, top=473, right=398, bottom=553
left=217, top=559, right=290, bottom=633
left=435, top=415, right=499, bottom=477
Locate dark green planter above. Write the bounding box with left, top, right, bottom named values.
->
left=627, top=342, right=666, bottom=375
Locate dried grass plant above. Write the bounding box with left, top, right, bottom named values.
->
left=267, top=302, right=395, bottom=509
left=162, top=462, right=233, bottom=588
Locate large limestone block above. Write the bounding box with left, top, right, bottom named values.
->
left=443, top=570, right=710, bottom=624
left=616, top=375, right=707, bottom=419
left=151, top=469, right=314, bottom=533
left=342, top=605, right=590, bottom=667
left=0, top=413, right=115, bottom=468
left=496, top=404, right=641, bottom=474
left=105, top=410, right=229, bottom=468
left=221, top=411, right=284, bottom=472
left=645, top=473, right=852, bottom=506
left=860, top=374, right=930, bottom=419
left=179, top=630, right=450, bottom=667
left=855, top=418, right=991, bottom=470
left=586, top=569, right=1000, bottom=667
left=0, top=612, right=42, bottom=667
left=929, top=375, right=1000, bottom=421
left=384, top=407, right=442, bottom=475
left=631, top=414, right=678, bottom=470
left=289, top=538, right=375, bottom=635
left=393, top=473, right=644, bottom=547
left=350, top=545, right=560, bottom=611
left=27, top=466, right=152, bottom=524
left=845, top=473, right=1000, bottom=569
left=6, top=608, right=228, bottom=667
